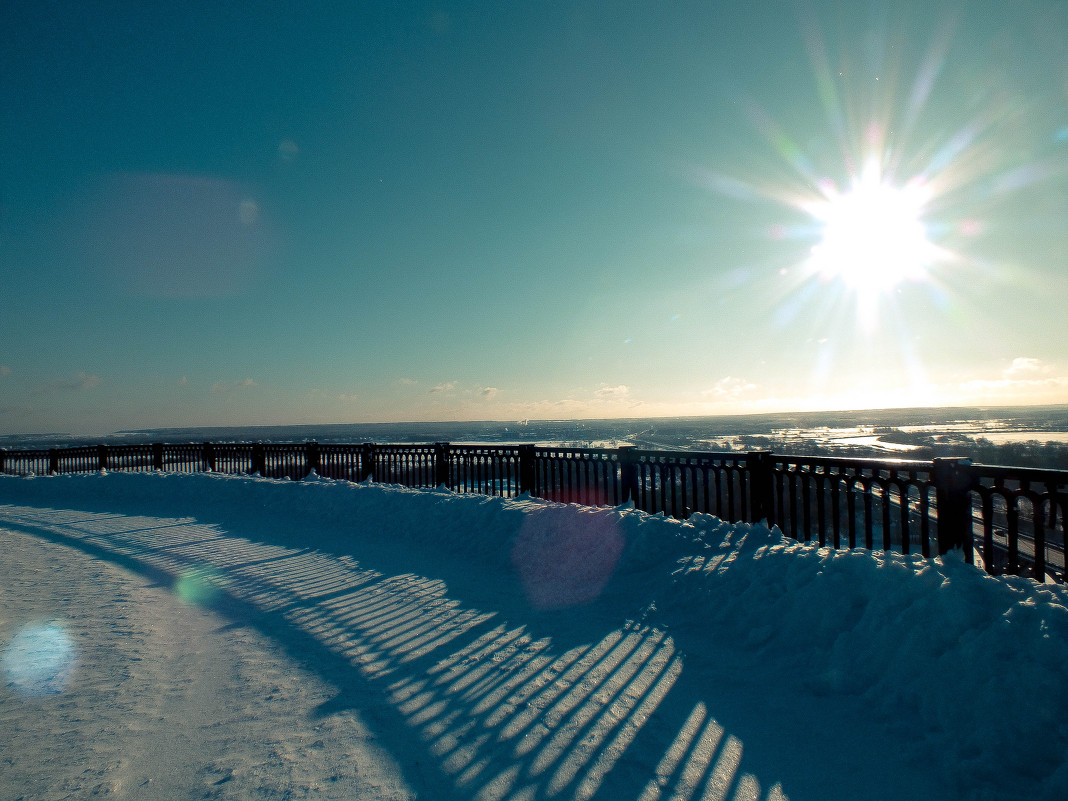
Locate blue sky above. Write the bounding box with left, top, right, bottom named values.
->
left=2, top=1, right=1067, bottom=434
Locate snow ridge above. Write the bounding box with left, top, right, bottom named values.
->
left=2, top=471, right=1065, bottom=800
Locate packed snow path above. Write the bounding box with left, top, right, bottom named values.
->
left=1, top=473, right=1066, bottom=801
left=0, top=528, right=413, bottom=799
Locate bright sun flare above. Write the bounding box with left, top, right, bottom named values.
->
left=808, top=162, right=935, bottom=300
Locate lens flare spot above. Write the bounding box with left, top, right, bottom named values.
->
left=278, top=138, right=300, bottom=160
left=510, top=507, right=623, bottom=610
left=239, top=198, right=259, bottom=226
left=174, top=566, right=224, bottom=606
left=2, top=622, right=77, bottom=696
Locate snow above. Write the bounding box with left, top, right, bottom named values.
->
left=1, top=471, right=1066, bottom=801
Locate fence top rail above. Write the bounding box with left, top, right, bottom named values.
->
left=2, top=440, right=1067, bottom=484
left=771, top=453, right=937, bottom=472
left=54, top=445, right=99, bottom=455
left=532, top=445, right=621, bottom=459
left=259, top=444, right=323, bottom=456
left=967, top=462, right=1068, bottom=485
left=449, top=444, right=523, bottom=455
left=631, top=448, right=743, bottom=462
left=369, top=443, right=438, bottom=454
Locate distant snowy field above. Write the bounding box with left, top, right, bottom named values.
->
left=1, top=471, right=1066, bottom=801
left=4, top=404, right=1068, bottom=455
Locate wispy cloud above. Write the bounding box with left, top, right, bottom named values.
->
left=480, top=386, right=499, bottom=399
left=956, top=357, right=1068, bottom=403
left=430, top=381, right=457, bottom=394
left=38, top=371, right=101, bottom=393
left=397, top=377, right=418, bottom=386
left=303, top=388, right=359, bottom=404
left=495, top=384, right=641, bottom=418
left=702, top=376, right=758, bottom=400
left=0, top=365, right=10, bottom=377
left=211, top=377, right=257, bottom=393
left=594, top=384, right=631, bottom=400
left=1004, top=357, right=1051, bottom=377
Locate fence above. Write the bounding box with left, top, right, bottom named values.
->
left=1, top=441, right=1064, bottom=583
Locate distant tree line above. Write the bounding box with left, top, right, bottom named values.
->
left=910, top=437, right=1068, bottom=470
left=717, top=433, right=1068, bottom=471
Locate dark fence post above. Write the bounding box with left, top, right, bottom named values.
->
left=518, top=444, right=536, bottom=496
left=305, top=441, right=320, bottom=478
left=933, top=457, right=974, bottom=557
left=0, top=449, right=5, bottom=475
left=152, top=442, right=164, bottom=471
left=251, top=443, right=267, bottom=476
left=746, top=450, right=774, bottom=524
left=359, top=443, right=376, bottom=482
left=202, top=442, right=216, bottom=472
left=619, top=445, right=639, bottom=506
left=48, top=448, right=59, bottom=475
left=97, top=444, right=109, bottom=472
left=434, top=442, right=451, bottom=488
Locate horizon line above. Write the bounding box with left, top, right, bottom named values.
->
left=6, top=400, right=1066, bottom=441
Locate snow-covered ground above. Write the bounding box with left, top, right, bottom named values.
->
left=1, top=472, right=1065, bottom=801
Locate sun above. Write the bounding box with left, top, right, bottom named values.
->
left=806, top=160, right=935, bottom=303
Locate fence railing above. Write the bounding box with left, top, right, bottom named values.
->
left=1, top=441, right=1064, bottom=583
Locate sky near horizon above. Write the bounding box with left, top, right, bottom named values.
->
left=2, top=1, right=1067, bottom=435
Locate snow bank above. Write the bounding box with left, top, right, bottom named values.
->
left=2, top=471, right=1065, bottom=800
left=664, top=520, right=1068, bottom=797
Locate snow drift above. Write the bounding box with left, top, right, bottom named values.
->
left=1, top=471, right=1065, bottom=801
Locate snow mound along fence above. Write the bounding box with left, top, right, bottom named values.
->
left=2, top=470, right=1067, bottom=800
left=0, top=439, right=1065, bottom=583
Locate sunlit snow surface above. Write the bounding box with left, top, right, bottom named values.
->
left=1, top=471, right=1066, bottom=801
